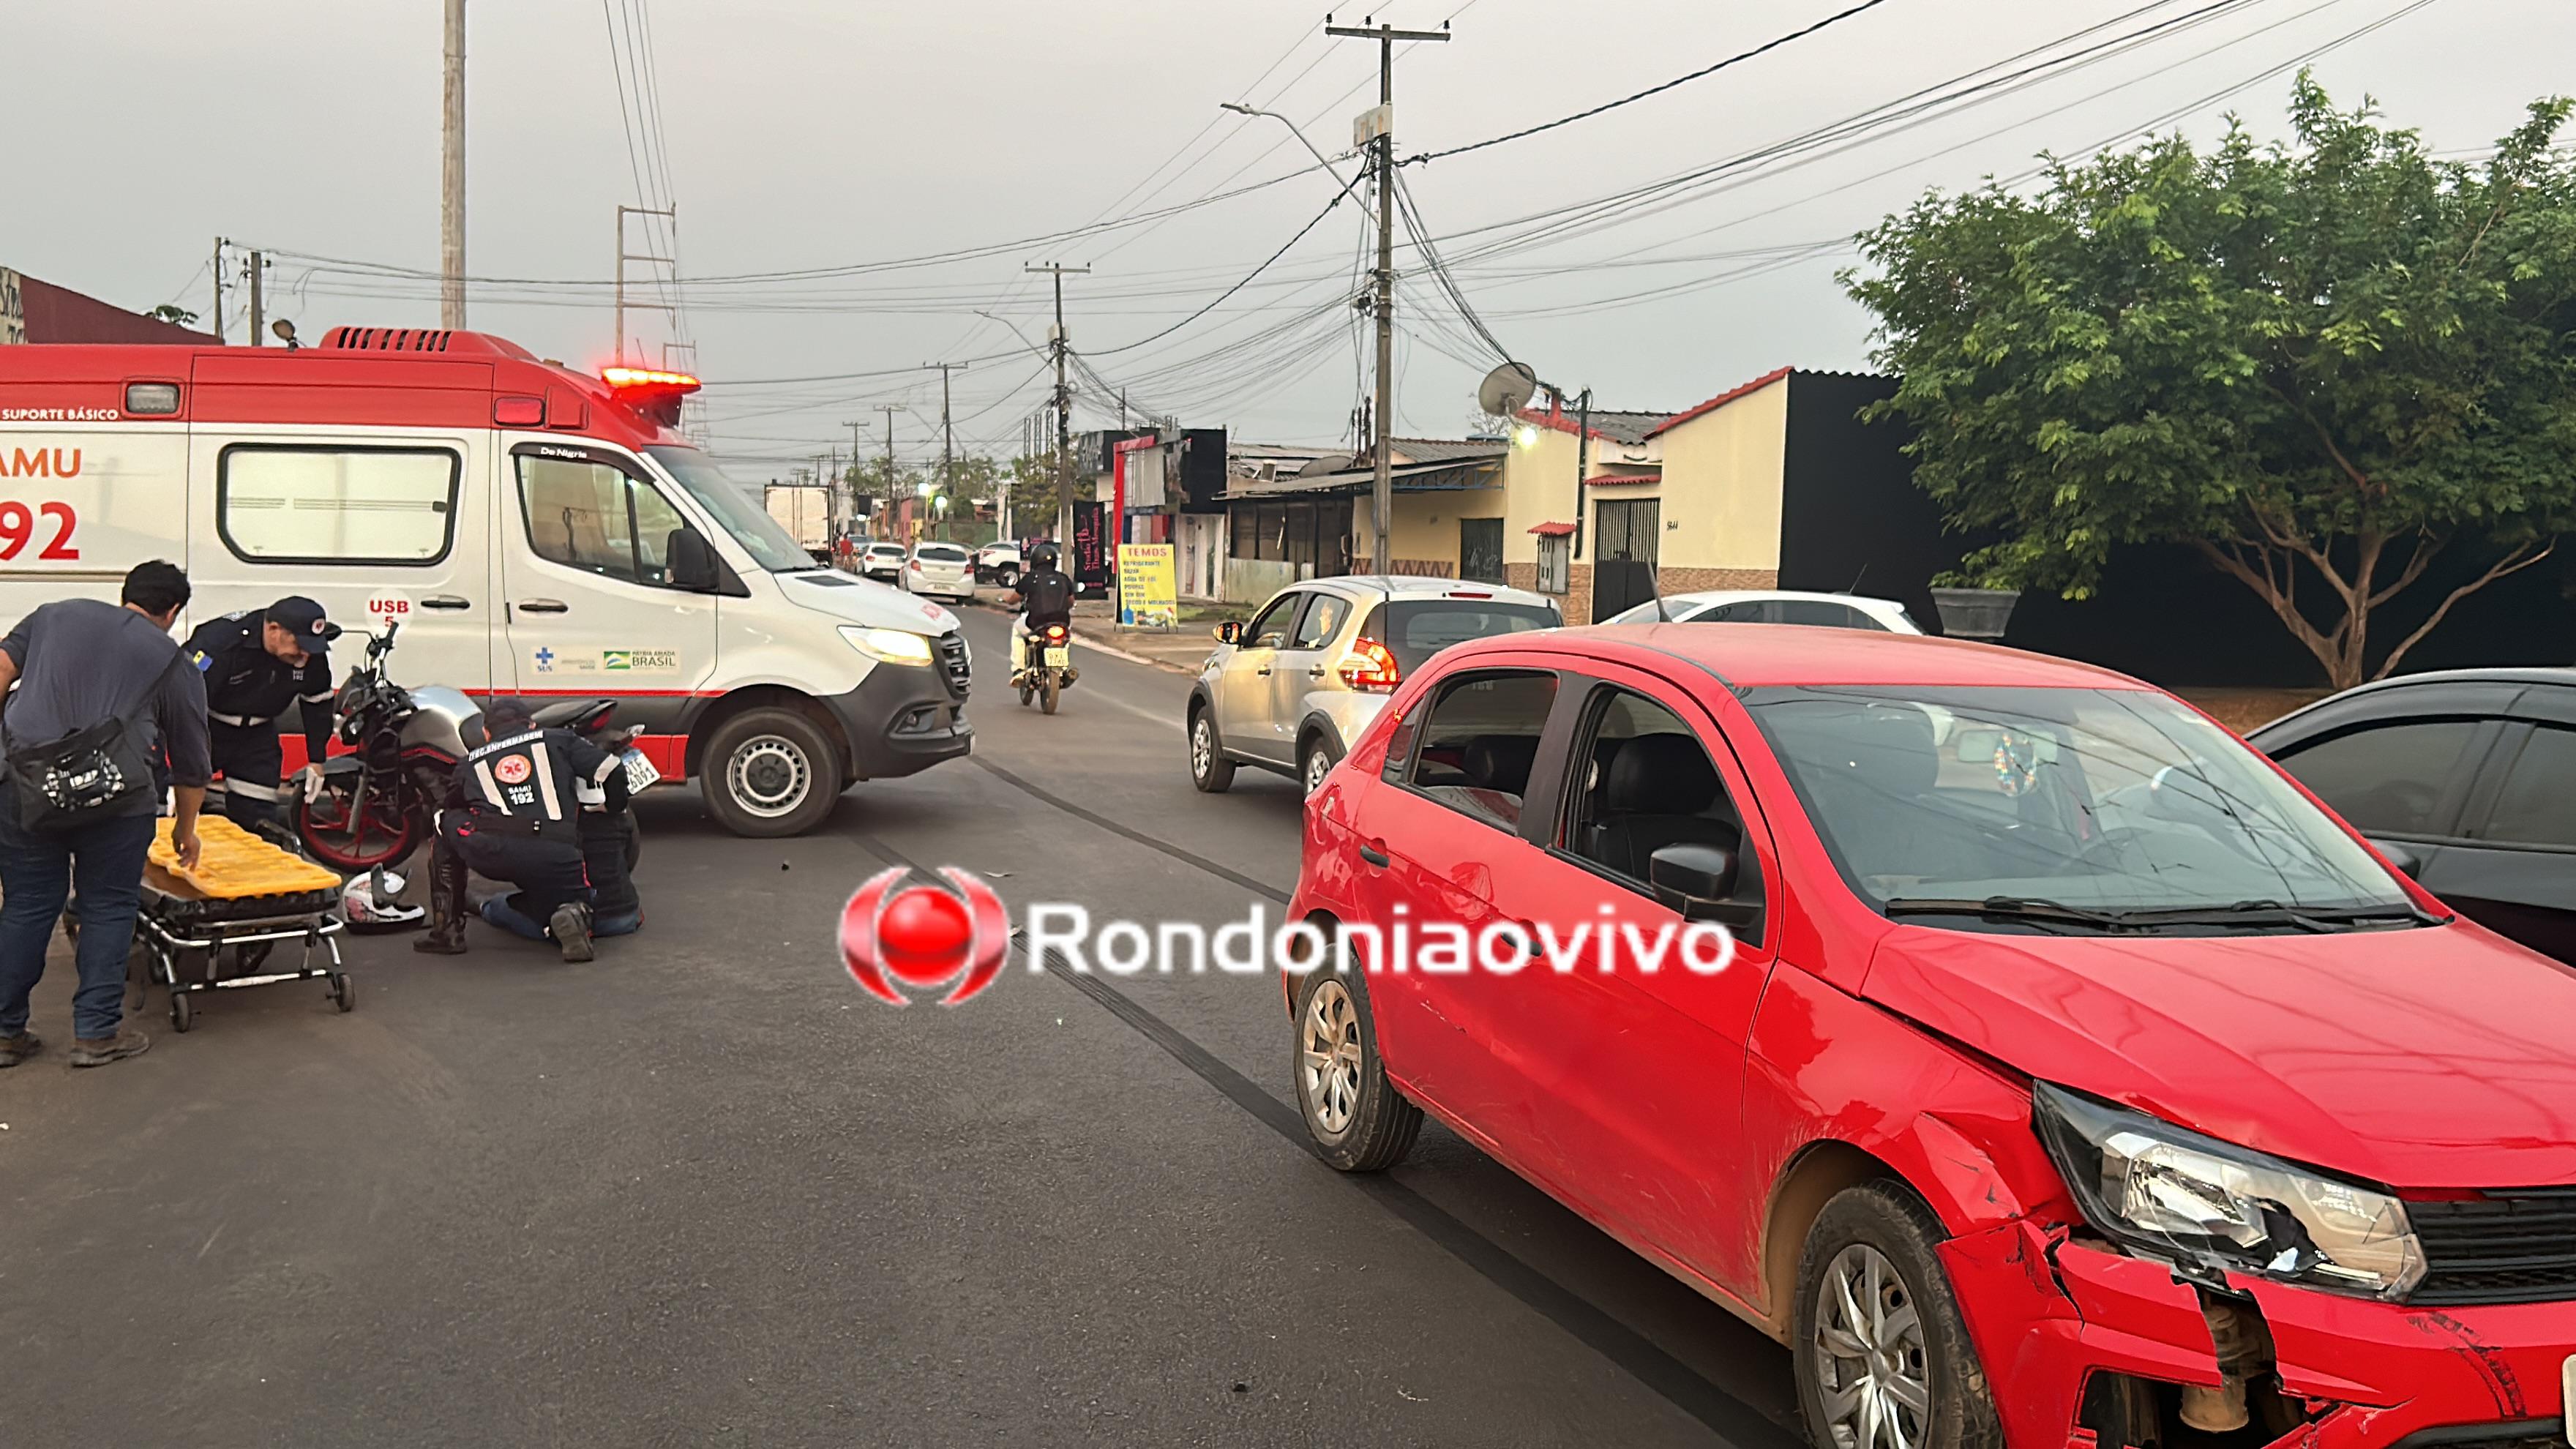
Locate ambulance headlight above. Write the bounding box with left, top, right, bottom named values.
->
left=840, top=626, right=935, bottom=666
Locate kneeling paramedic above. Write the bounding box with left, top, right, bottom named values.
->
left=416, top=699, right=626, bottom=962
left=1006, top=542, right=1079, bottom=682
left=477, top=743, right=642, bottom=944
left=183, top=597, right=339, bottom=838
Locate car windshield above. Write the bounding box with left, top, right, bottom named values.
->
left=1745, top=685, right=2411, bottom=919
left=1374, top=600, right=1560, bottom=673
left=644, top=446, right=819, bottom=573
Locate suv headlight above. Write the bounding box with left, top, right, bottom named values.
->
left=2033, top=1082, right=2425, bottom=1300
left=840, top=626, right=935, bottom=666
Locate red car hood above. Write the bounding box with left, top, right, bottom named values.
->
left=1861, top=921, right=2576, bottom=1188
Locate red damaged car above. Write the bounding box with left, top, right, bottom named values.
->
left=1283, top=624, right=2576, bottom=1447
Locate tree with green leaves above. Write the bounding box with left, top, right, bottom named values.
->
left=1849, top=77, right=2576, bottom=689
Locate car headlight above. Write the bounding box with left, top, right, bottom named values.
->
left=2033, top=1082, right=2425, bottom=1300
left=839, top=626, right=935, bottom=666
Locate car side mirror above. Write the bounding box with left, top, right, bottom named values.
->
left=1649, top=842, right=1761, bottom=932
left=1217, top=621, right=1243, bottom=645
left=2374, top=839, right=2425, bottom=880
left=667, top=528, right=720, bottom=591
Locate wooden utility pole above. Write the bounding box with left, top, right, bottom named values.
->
left=245, top=251, right=267, bottom=345
left=875, top=402, right=902, bottom=538
left=1326, top=17, right=1448, bottom=574
left=1024, top=263, right=1089, bottom=542
left=928, top=361, right=969, bottom=541
left=441, top=0, right=468, bottom=328
left=211, top=237, right=228, bottom=345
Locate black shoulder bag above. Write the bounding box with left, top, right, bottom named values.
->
left=7, top=656, right=177, bottom=832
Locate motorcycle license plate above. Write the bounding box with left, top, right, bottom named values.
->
left=1043, top=646, right=1071, bottom=667
left=621, top=747, right=660, bottom=794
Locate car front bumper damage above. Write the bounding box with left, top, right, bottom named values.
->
left=1939, top=1218, right=2572, bottom=1446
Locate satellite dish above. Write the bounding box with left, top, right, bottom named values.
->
left=1477, top=361, right=1538, bottom=419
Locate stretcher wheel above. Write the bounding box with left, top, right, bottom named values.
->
left=169, top=993, right=194, bottom=1033
left=330, top=974, right=356, bottom=1014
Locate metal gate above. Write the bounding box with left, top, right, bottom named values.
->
left=1590, top=498, right=1660, bottom=622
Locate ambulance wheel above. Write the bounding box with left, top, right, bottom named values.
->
left=704, top=708, right=842, bottom=838
left=169, top=993, right=194, bottom=1033
left=330, top=974, right=356, bottom=1014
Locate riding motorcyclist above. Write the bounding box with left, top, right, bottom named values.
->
left=1004, top=541, right=1079, bottom=684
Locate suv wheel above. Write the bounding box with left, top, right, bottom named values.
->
left=1793, top=1183, right=2002, bottom=1449
left=1301, top=734, right=1342, bottom=796
left=1189, top=708, right=1235, bottom=793
left=1292, top=966, right=1421, bottom=1172
left=703, top=708, right=843, bottom=838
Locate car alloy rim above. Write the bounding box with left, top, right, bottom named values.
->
left=727, top=735, right=812, bottom=818
left=1811, top=1243, right=1932, bottom=1448
left=1306, top=749, right=1330, bottom=794
left=1192, top=718, right=1215, bottom=778
left=1300, top=978, right=1365, bottom=1136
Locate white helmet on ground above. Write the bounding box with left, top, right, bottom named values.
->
left=342, top=868, right=426, bottom=932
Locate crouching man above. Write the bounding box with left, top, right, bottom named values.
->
left=413, top=698, right=625, bottom=962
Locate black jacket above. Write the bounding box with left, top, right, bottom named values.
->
left=1014, top=569, right=1077, bottom=626
left=454, top=726, right=627, bottom=846
left=184, top=611, right=333, bottom=763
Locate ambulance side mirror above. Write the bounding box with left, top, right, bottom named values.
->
left=667, top=528, right=721, bottom=592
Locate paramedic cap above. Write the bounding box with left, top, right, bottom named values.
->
left=267, top=596, right=343, bottom=645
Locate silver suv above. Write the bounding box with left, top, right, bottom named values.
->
left=1186, top=575, right=1560, bottom=795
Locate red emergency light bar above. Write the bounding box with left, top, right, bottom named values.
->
left=600, top=366, right=703, bottom=395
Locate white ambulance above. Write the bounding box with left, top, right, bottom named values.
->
left=0, top=326, right=973, bottom=836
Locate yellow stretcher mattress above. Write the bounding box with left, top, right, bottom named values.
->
left=149, top=817, right=344, bottom=899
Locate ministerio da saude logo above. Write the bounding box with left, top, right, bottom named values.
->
left=839, top=867, right=1740, bottom=1008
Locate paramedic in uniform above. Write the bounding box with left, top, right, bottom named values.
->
left=183, top=596, right=340, bottom=834
left=430, top=697, right=627, bottom=962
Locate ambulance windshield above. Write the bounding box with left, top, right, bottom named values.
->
left=645, top=446, right=821, bottom=573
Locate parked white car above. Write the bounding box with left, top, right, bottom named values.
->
left=1187, top=575, right=1562, bottom=796
left=1600, top=589, right=1923, bottom=632
left=859, top=542, right=907, bottom=583
left=905, top=542, right=976, bottom=602
left=974, top=542, right=1023, bottom=586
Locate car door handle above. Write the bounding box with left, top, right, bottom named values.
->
left=517, top=599, right=569, bottom=614
left=419, top=594, right=472, bottom=611
left=1307, top=665, right=1327, bottom=679
left=1255, top=666, right=1273, bottom=677
left=1358, top=844, right=1390, bottom=868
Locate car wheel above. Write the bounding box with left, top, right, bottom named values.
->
left=1292, top=965, right=1421, bottom=1172
left=703, top=708, right=844, bottom=838
left=1300, top=733, right=1342, bottom=796
left=1793, top=1182, right=2003, bottom=1449
left=1188, top=708, right=1235, bottom=793
left=997, top=566, right=1019, bottom=588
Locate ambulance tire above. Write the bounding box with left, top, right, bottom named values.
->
left=703, top=708, right=843, bottom=838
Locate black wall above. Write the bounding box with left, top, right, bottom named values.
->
left=1772, top=369, right=2576, bottom=688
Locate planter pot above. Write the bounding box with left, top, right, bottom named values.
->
left=1930, top=586, right=2021, bottom=640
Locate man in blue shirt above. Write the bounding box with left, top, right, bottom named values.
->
left=0, top=561, right=211, bottom=1068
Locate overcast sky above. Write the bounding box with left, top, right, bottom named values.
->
left=7, top=0, right=2564, bottom=479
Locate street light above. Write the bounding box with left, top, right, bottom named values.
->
left=1218, top=102, right=1355, bottom=188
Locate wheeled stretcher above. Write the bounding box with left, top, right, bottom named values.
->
left=134, top=818, right=353, bottom=1033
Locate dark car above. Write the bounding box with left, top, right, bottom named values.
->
left=2249, top=667, right=2576, bottom=963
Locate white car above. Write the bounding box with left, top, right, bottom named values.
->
left=974, top=542, right=1023, bottom=586
left=1600, top=589, right=1923, bottom=632
left=859, top=542, right=907, bottom=583
left=905, top=542, right=976, bottom=602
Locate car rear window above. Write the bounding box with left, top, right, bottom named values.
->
left=916, top=545, right=968, bottom=562
left=1365, top=600, right=1559, bottom=673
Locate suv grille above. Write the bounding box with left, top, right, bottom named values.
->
left=937, top=634, right=971, bottom=700
left=2409, top=1187, right=2576, bottom=1306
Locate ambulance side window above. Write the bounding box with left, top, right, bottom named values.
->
left=217, top=446, right=460, bottom=565
left=516, top=456, right=688, bottom=588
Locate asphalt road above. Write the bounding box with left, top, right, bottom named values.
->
left=0, top=604, right=1803, bottom=1448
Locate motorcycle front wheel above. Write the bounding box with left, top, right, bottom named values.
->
left=296, top=778, right=424, bottom=872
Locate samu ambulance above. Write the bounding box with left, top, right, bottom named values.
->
left=0, top=326, right=973, bottom=836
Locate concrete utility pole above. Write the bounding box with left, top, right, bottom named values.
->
left=875, top=403, right=902, bottom=537
left=928, top=361, right=969, bottom=541
left=613, top=204, right=676, bottom=364
left=441, top=0, right=467, bottom=328
left=1326, top=17, right=1448, bottom=574
left=211, top=237, right=228, bottom=345
left=1024, top=263, right=1090, bottom=543
left=245, top=251, right=266, bottom=345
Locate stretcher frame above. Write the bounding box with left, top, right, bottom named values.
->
left=135, top=872, right=353, bottom=1033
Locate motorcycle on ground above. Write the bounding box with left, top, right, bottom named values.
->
left=1015, top=621, right=1079, bottom=715
left=292, top=624, right=651, bottom=873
